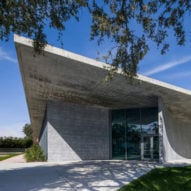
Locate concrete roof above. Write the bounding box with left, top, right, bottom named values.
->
left=14, top=35, right=191, bottom=138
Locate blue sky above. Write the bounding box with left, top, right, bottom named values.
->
left=0, top=10, right=191, bottom=137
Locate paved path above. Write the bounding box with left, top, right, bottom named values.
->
left=1, top=154, right=26, bottom=163
left=0, top=161, right=161, bottom=191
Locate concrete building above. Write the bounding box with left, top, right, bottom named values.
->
left=14, top=35, right=191, bottom=163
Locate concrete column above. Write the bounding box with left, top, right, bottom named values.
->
left=158, top=97, right=191, bottom=163
left=158, top=97, right=164, bottom=163
left=141, top=141, right=144, bottom=160
left=150, top=136, right=154, bottom=160
left=39, top=122, right=48, bottom=160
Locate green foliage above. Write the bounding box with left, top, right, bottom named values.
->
left=23, top=124, right=33, bottom=139
left=89, top=0, right=190, bottom=77
left=118, top=166, right=191, bottom=191
left=25, top=143, right=45, bottom=162
left=0, top=137, right=33, bottom=148
left=0, top=0, right=190, bottom=77
left=0, top=1, right=86, bottom=53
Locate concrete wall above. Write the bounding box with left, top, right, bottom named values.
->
left=159, top=98, right=191, bottom=163
left=45, top=101, right=110, bottom=162
left=39, top=122, right=48, bottom=160
left=39, top=98, right=191, bottom=163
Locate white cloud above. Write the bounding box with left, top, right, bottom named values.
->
left=0, top=122, right=25, bottom=138
left=143, top=56, right=191, bottom=76
left=164, top=71, right=191, bottom=80
left=0, top=47, right=17, bottom=63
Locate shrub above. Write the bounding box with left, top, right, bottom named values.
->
left=25, top=143, right=45, bottom=162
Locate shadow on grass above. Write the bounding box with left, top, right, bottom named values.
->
left=119, top=166, right=191, bottom=191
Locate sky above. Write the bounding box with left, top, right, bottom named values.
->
left=0, top=9, right=191, bottom=137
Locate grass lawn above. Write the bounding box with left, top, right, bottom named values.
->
left=0, top=153, right=20, bottom=161
left=119, top=166, right=191, bottom=191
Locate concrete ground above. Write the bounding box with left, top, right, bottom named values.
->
left=0, top=160, right=161, bottom=191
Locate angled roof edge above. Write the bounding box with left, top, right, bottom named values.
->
left=14, top=34, right=191, bottom=96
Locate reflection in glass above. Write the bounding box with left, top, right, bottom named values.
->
left=112, top=110, right=126, bottom=159
left=126, top=109, right=141, bottom=160
left=112, top=107, right=159, bottom=160
left=141, top=108, right=159, bottom=160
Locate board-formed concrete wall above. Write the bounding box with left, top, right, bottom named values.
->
left=159, top=98, right=191, bottom=163
left=44, top=101, right=110, bottom=162
left=39, top=122, right=48, bottom=160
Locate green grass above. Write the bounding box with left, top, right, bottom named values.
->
left=0, top=153, right=20, bottom=161
left=119, top=166, right=191, bottom=191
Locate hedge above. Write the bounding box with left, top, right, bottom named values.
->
left=0, top=137, right=33, bottom=148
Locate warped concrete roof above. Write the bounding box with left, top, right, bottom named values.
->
left=14, top=35, right=191, bottom=138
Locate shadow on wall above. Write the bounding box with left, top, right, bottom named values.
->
left=163, top=107, right=191, bottom=159
left=0, top=161, right=159, bottom=191
left=47, top=102, right=110, bottom=161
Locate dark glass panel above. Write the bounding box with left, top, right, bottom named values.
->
left=111, top=107, right=159, bottom=161
left=141, top=107, right=158, bottom=134
left=153, top=136, right=159, bottom=159
left=126, top=109, right=141, bottom=160
left=143, top=136, right=151, bottom=158
left=112, top=110, right=126, bottom=159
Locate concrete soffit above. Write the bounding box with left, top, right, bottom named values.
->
left=14, top=35, right=191, bottom=138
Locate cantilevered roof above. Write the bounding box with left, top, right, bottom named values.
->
left=14, top=35, right=191, bottom=138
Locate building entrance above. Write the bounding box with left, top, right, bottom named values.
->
left=112, top=107, right=159, bottom=160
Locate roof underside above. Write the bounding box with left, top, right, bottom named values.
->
left=14, top=35, right=191, bottom=138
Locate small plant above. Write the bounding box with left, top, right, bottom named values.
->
left=25, top=143, right=45, bottom=162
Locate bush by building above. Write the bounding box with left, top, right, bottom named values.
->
left=25, top=143, right=45, bottom=162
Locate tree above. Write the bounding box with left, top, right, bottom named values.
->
left=1, top=0, right=190, bottom=77
left=23, top=124, right=33, bottom=139
left=0, top=137, right=33, bottom=148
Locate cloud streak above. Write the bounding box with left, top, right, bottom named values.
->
left=164, top=71, right=191, bottom=80
left=0, top=47, right=17, bottom=63
left=144, top=56, right=191, bottom=76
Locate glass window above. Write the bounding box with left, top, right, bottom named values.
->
left=141, top=108, right=159, bottom=159
left=112, top=110, right=126, bottom=159
left=141, top=108, right=158, bottom=135
left=126, top=109, right=141, bottom=160
left=111, top=107, right=159, bottom=160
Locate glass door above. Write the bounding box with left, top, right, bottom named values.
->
left=112, top=109, right=141, bottom=160
left=112, top=107, right=159, bottom=161
left=141, top=108, right=159, bottom=160
left=141, top=135, right=159, bottom=160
